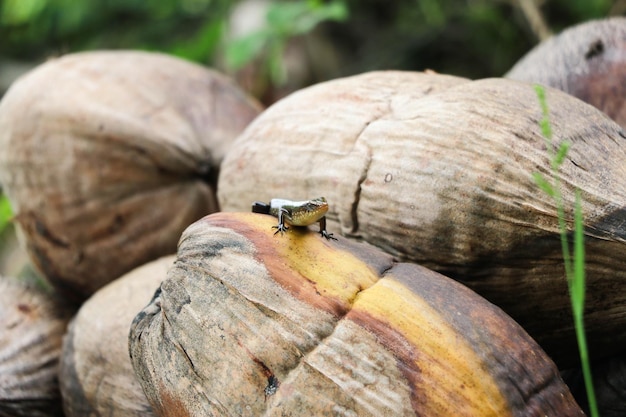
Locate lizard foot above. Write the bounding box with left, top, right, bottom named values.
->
left=272, top=224, right=289, bottom=235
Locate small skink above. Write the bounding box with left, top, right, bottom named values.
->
left=252, top=197, right=337, bottom=241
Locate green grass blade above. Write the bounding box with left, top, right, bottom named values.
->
left=572, top=190, right=585, bottom=315
left=532, top=172, right=555, bottom=197
left=573, top=190, right=599, bottom=417
left=553, top=141, right=571, bottom=170
left=534, top=85, right=599, bottom=417
left=534, top=84, right=552, bottom=141
left=555, top=193, right=573, bottom=282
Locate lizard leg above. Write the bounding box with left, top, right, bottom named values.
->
left=272, top=208, right=290, bottom=235
left=318, top=217, right=337, bottom=241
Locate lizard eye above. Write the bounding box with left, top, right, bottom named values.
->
left=305, top=201, right=319, bottom=210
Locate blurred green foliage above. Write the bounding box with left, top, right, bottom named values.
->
left=0, top=0, right=620, bottom=84
left=0, top=0, right=232, bottom=62
left=225, top=0, right=347, bottom=82
left=0, top=193, right=11, bottom=236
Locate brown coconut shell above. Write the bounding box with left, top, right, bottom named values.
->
left=129, top=212, right=584, bottom=417
left=0, top=51, right=262, bottom=301
left=506, top=17, right=626, bottom=128
left=0, top=276, right=72, bottom=417
left=217, top=70, right=626, bottom=365
left=60, top=255, right=173, bottom=417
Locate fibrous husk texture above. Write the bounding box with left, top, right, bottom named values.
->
left=129, top=212, right=584, bottom=417
left=506, top=17, right=626, bottom=128
left=0, top=276, right=72, bottom=417
left=218, top=70, right=626, bottom=364
left=60, top=256, right=173, bottom=417
left=0, top=51, right=261, bottom=301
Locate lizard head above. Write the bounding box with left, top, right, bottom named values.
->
left=289, top=197, right=329, bottom=225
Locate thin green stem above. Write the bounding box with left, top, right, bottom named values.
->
left=573, top=190, right=598, bottom=417
left=533, top=85, right=599, bottom=417
left=575, top=313, right=598, bottom=415
left=554, top=187, right=573, bottom=282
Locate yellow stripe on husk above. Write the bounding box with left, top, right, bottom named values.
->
left=350, top=277, right=512, bottom=417
left=252, top=213, right=379, bottom=306
left=246, top=214, right=511, bottom=415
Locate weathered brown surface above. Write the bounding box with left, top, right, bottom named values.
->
left=129, top=212, right=583, bottom=417
left=0, top=276, right=72, bottom=417
left=217, top=70, right=626, bottom=365
left=60, top=255, right=173, bottom=417
left=506, top=17, right=626, bottom=128
left=0, top=51, right=262, bottom=301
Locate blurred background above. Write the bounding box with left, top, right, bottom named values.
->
left=1, top=0, right=624, bottom=371
left=1, top=0, right=624, bottom=104
left=0, top=0, right=624, bottom=278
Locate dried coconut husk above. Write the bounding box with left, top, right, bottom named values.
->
left=506, top=17, right=626, bottom=128
left=0, top=51, right=262, bottom=301
left=60, top=255, right=173, bottom=417
left=0, top=276, right=72, bottom=417
left=217, top=70, right=626, bottom=365
left=129, top=212, right=584, bottom=417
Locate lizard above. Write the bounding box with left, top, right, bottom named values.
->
left=252, top=197, right=337, bottom=241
